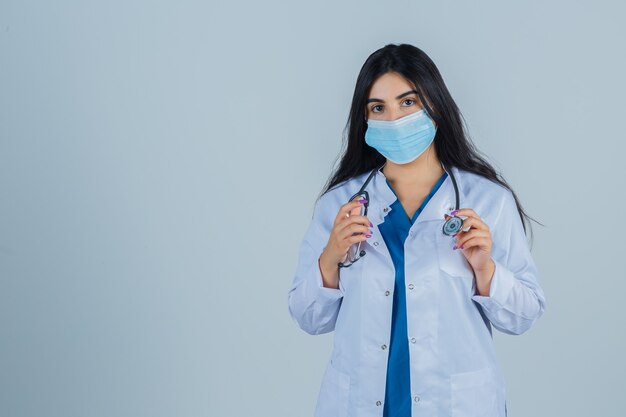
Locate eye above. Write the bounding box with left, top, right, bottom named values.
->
left=371, top=104, right=383, bottom=113
left=402, top=98, right=416, bottom=106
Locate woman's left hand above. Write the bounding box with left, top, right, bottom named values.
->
left=444, top=209, right=496, bottom=296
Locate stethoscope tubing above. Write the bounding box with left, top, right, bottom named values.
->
left=350, top=162, right=462, bottom=236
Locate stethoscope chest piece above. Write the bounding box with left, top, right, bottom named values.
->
left=442, top=215, right=463, bottom=236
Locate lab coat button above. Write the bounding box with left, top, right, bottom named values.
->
left=381, top=344, right=387, bottom=350
left=384, top=290, right=390, bottom=296
left=373, top=241, right=379, bottom=246
left=408, top=283, right=414, bottom=290
left=410, top=337, right=416, bottom=343
left=376, top=400, right=382, bottom=406
left=383, top=207, right=389, bottom=212
left=414, top=395, right=421, bottom=403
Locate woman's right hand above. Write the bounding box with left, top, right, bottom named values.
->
left=318, top=198, right=373, bottom=288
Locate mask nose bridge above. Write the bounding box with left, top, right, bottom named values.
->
left=367, top=109, right=426, bottom=127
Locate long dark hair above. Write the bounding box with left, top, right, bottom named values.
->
left=317, top=43, right=543, bottom=246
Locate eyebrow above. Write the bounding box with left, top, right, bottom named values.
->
left=367, top=89, right=418, bottom=104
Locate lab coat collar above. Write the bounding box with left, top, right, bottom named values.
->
left=367, top=163, right=467, bottom=226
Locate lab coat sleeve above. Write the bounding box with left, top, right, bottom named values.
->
left=471, top=189, right=547, bottom=335
left=287, top=197, right=345, bottom=335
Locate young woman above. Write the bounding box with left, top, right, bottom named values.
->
left=287, top=43, right=546, bottom=417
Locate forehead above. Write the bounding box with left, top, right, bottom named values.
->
left=368, top=72, right=416, bottom=98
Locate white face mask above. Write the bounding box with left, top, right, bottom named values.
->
left=364, top=109, right=437, bottom=164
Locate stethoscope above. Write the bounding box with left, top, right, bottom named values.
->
left=338, top=162, right=463, bottom=268
left=348, top=161, right=463, bottom=236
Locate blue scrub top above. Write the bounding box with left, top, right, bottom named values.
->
left=379, top=171, right=448, bottom=417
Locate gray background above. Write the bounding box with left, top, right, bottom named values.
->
left=1, top=0, right=624, bottom=416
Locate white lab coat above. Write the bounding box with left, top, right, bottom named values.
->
left=287, top=165, right=547, bottom=417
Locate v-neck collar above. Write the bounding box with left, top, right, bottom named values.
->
left=366, top=162, right=466, bottom=227
left=385, top=171, right=448, bottom=225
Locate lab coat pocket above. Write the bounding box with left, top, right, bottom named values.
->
left=450, top=366, right=499, bottom=417
left=314, top=359, right=351, bottom=417
left=435, top=229, right=475, bottom=279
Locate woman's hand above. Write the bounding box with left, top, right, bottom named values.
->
left=444, top=209, right=496, bottom=296
left=318, top=198, right=373, bottom=288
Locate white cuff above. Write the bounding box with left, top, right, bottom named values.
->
left=471, top=258, right=515, bottom=310
left=314, top=258, right=344, bottom=303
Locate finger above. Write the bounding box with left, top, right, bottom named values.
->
left=445, top=211, right=486, bottom=231
left=458, top=216, right=489, bottom=233
left=457, top=236, right=491, bottom=252
left=345, top=232, right=371, bottom=247
left=334, top=198, right=367, bottom=227
left=455, top=228, right=489, bottom=243
left=335, top=227, right=371, bottom=255
left=339, top=218, right=372, bottom=240
left=455, top=233, right=491, bottom=250
left=340, top=213, right=373, bottom=230
left=449, top=208, right=483, bottom=222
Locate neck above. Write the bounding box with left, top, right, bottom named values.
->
left=381, top=146, right=444, bottom=187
